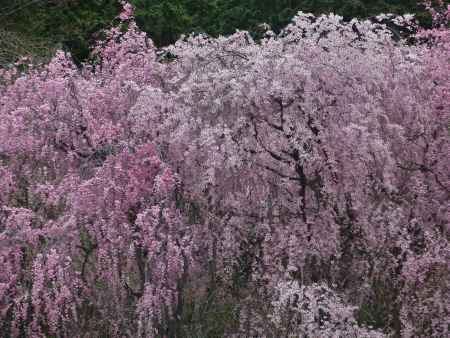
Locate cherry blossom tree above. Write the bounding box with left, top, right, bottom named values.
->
left=0, top=1, right=448, bottom=337
left=0, top=4, right=193, bottom=336
left=136, top=6, right=449, bottom=337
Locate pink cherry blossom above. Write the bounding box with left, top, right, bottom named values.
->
left=0, top=2, right=448, bottom=337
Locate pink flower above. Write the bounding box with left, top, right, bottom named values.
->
left=119, top=1, right=134, bottom=21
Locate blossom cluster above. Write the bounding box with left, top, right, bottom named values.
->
left=0, top=1, right=448, bottom=337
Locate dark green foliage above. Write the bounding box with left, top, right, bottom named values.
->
left=131, top=1, right=434, bottom=46
left=0, top=0, right=437, bottom=64
left=0, top=1, right=120, bottom=65
left=175, top=286, right=239, bottom=338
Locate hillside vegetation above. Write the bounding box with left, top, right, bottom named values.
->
left=0, top=0, right=438, bottom=65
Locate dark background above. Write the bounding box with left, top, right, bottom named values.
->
left=0, top=0, right=442, bottom=65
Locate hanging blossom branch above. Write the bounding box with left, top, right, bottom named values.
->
left=0, top=2, right=448, bottom=337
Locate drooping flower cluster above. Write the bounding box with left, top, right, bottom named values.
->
left=0, top=1, right=448, bottom=337
left=237, top=278, right=386, bottom=337
left=145, top=8, right=449, bottom=337
left=0, top=3, right=191, bottom=337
